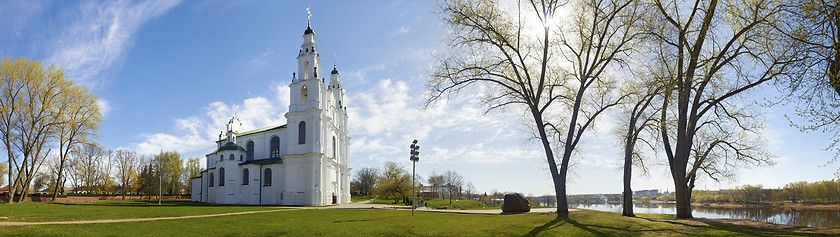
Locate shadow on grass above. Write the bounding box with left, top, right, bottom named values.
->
left=639, top=217, right=829, bottom=236
left=525, top=217, right=607, bottom=236
left=332, top=219, right=370, bottom=223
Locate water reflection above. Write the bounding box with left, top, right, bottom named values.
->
left=569, top=203, right=840, bottom=228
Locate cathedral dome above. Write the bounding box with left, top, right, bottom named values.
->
left=217, top=142, right=246, bottom=152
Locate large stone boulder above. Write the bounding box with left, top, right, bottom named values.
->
left=502, top=193, right=531, bottom=213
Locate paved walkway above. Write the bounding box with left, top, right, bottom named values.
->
left=0, top=209, right=294, bottom=226
left=0, top=199, right=564, bottom=226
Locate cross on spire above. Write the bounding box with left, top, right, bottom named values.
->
left=306, top=7, right=311, bottom=27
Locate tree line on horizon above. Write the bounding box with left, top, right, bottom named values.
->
left=0, top=57, right=202, bottom=203
left=684, top=180, right=840, bottom=204
left=428, top=0, right=840, bottom=219
left=351, top=161, right=477, bottom=205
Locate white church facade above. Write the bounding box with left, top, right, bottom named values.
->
left=191, top=21, right=351, bottom=206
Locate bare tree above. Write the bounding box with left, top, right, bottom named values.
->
left=648, top=0, right=791, bottom=218
left=0, top=57, right=28, bottom=203
left=0, top=57, right=101, bottom=202
left=50, top=81, right=101, bottom=201
left=31, top=171, right=51, bottom=193
left=10, top=59, right=65, bottom=202
left=431, top=0, right=640, bottom=217
left=463, top=181, right=476, bottom=199
left=547, top=0, right=642, bottom=216
left=443, top=170, right=463, bottom=204
left=114, top=149, right=139, bottom=199
left=427, top=172, right=445, bottom=199
left=351, top=167, right=378, bottom=196
left=72, top=143, right=106, bottom=193
left=617, top=78, right=662, bottom=217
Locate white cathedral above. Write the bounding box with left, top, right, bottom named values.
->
left=191, top=20, right=351, bottom=205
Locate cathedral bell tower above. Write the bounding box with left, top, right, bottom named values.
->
left=291, top=12, right=322, bottom=113
left=287, top=11, right=324, bottom=155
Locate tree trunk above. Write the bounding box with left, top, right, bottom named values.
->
left=51, top=155, right=67, bottom=202
left=556, top=83, right=588, bottom=217
left=622, top=129, right=635, bottom=217
left=532, top=108, right=567, bottom=217
left=672, top=161, right=692, bottom=218
left=6, top=157, right=12, bottom=203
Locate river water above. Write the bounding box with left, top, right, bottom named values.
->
left=569, top=203, right=840, bottom=228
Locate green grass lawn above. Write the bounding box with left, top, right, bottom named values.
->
left=372, top=197, right=488, bottom=210
left=422, top=198, right=486, bottom=209
left=0, top=199, right=280, bottom=222
left=350, top=195, right=373, bottom=203
left=2, top=208, right=829, bottom=236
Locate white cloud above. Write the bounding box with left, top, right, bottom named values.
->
left=345, top=76, right=524, bottom=167
left=396, top=26, right=411, bottom=34
left=425, top=143, right=543, bottom=164
left=96, top=99, right=111, bottom=117
left=345, top=64, right=385, bottom=83
left=250, top=48, right=274, bottom=67
left=49, top=0, right=181, bottom=88
left=133, top=94, right=287, bottom=156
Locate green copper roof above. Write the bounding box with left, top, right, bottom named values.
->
left=304, top=26, right=314, bottom=35
left=331, top=66, right=339, bottom=75
left=240, top=157, right=284, bottom=165
left=215, top=124, right=287, bottom=143
left=217, top=142, right=246, bottom=152
left=237, top=124, right=287, bottom=137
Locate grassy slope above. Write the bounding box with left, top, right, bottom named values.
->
left=3, top=209, right=828, bottom=236
left=373, top=197, right=487, bottom=209
left=350, top=195, right=373, bottom=203
left=0, top=200, right=279, bottom=222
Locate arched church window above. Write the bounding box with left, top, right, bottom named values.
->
left=246, top=141, right=254, bottom=161
left=271, top=136, right=280, bottom=158
left=219, top=155, right=223, bottom=161
left=242, top=168, right=249, bottom=185
left=332, top=136, right=336, bottom=159
left=240, top=155, right=243, bottom=161
left=298, top=121, right=306, bottom=144
left=219, top=168, right=225, bottom=186
left=209, top=172, right=214, bottom=187
left=264, top=168, right=272, bottom=186
left=304, top=61, right=310, bottom=79
left=301, top=85, right=308, bottom=103
left=229, top=154, right=234, bottom=160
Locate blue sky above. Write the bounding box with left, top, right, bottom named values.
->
left=1, top=0, right=837, bottom=195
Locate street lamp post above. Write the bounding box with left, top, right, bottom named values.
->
left=158, top=160, right=162, bottom=205
left=409, top=140, right=420, bottom=216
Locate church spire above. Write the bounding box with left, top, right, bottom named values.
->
left=331, top=54, right=339, bottom=75
left=304, top=7, right=314, bottom=35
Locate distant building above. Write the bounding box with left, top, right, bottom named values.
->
left=190, top=17, right=351, bottom=206
left=634, top=189, right=659, bottom=197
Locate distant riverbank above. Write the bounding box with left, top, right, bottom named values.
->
left=692, top=202, right=840, bottom=211
left=572, top=202, right=840, bottom=228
